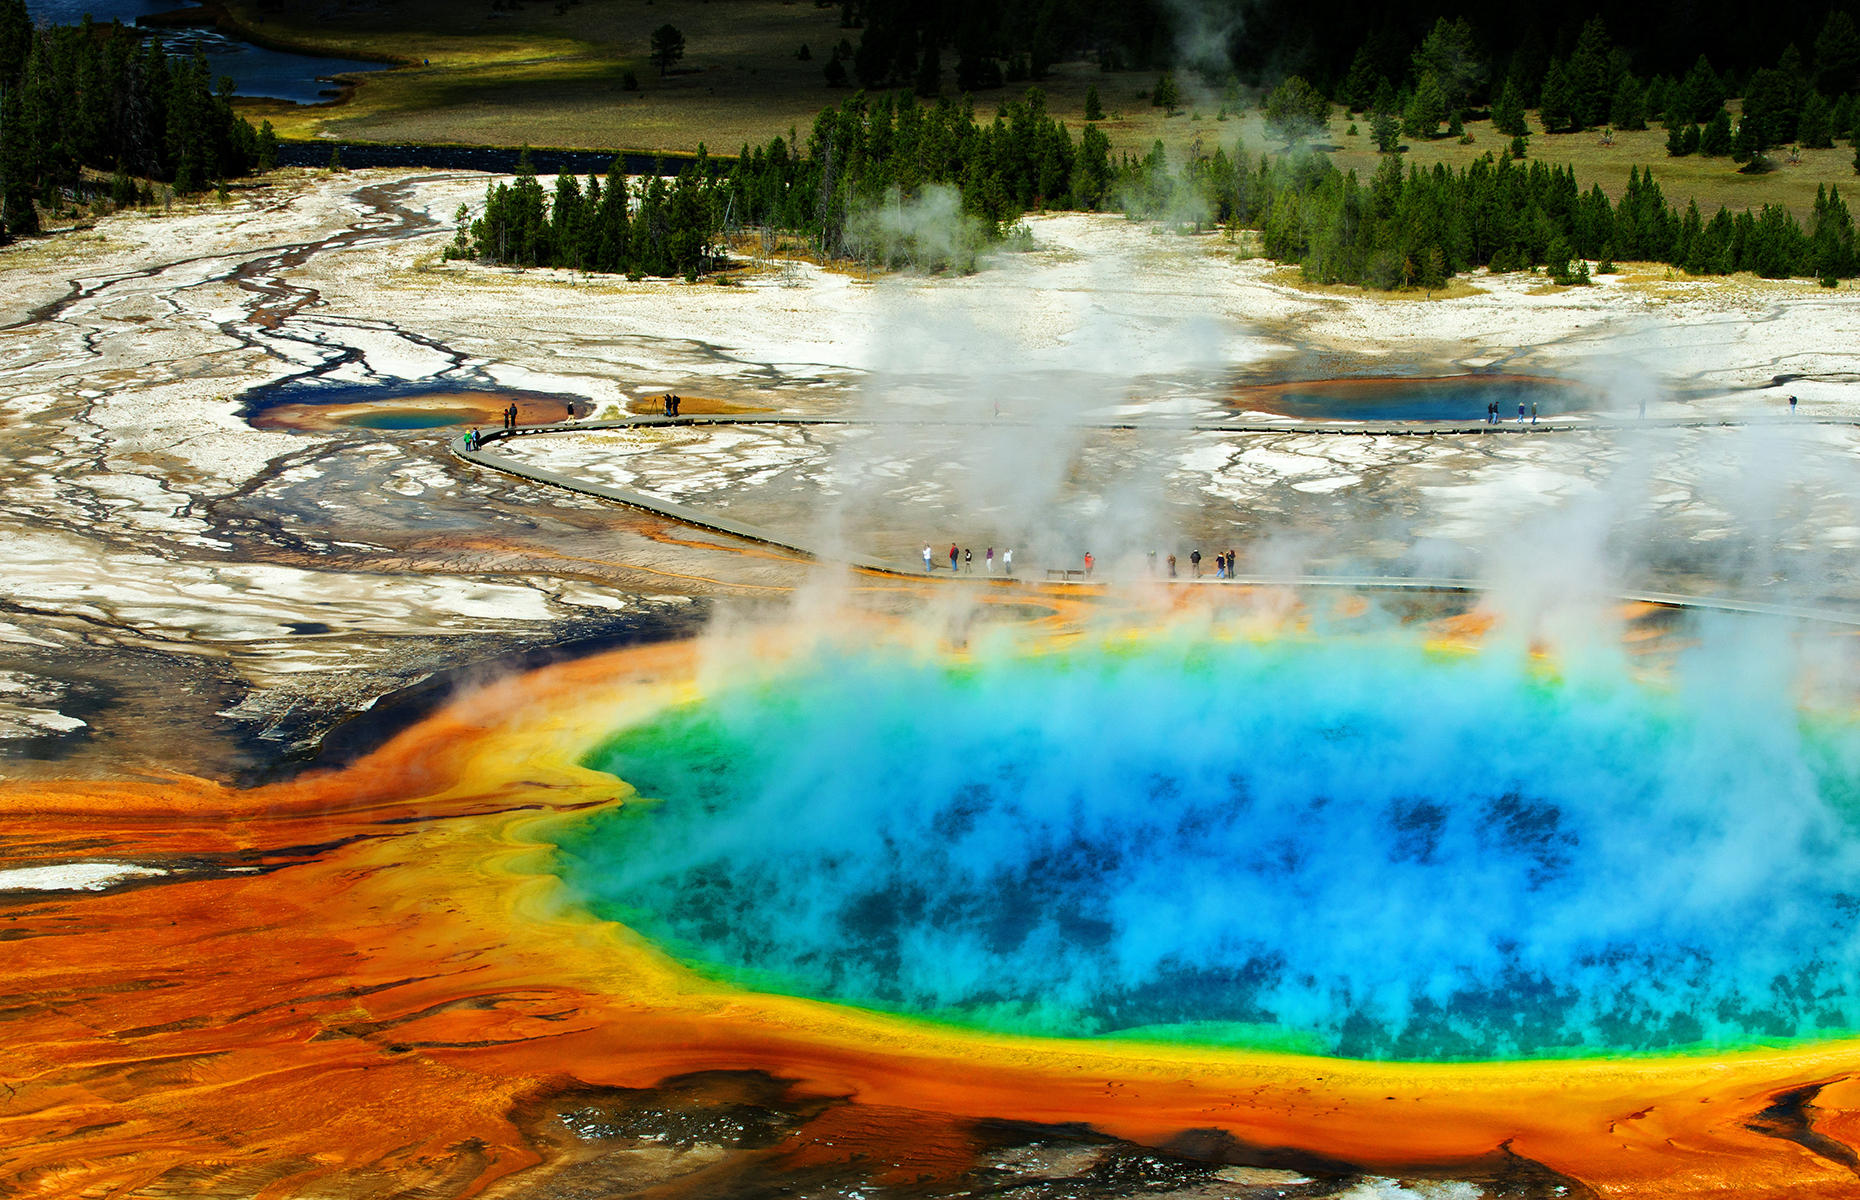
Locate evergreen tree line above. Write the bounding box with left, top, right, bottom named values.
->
left=460, top=89, right=1110, bottom=274
left=1345, top=11, right=1860, bottom=163
left=0, top=0, right=275, bottom=239
left=459, top=85, right=1857, bottom=290
left=1154, top=149, right=1858, bottom=288
left=457, top=147, right=720, bottom=278
left=834, top=0, right=1860, bottom=107
left=1255, top=0, right=1858, bottom=104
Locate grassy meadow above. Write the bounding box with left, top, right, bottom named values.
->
left=223, top=0, right=1856, bottom=220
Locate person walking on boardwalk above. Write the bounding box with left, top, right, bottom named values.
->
left=1791, top=395, right=1799, bottom=414
left=950, top=543, right=959, bottom=571
left=1517, top=402, right=1525, bottom=424
left=986, top=547, right=994, bottom=573
left=1167, top=553, right=1177, bottom=577
left=1190, top=549, right=1202, bottom=577
left=964, top=548, right=973, bottom=573
left=1227, top=549, right=1237, bottom=580
left=923, top=545, right=933, bottom=572
left=1215, top=552, right=1225, bottom=580
left=1003, top=548, right=1012, bottom=575
left=1531, top=402, right=1537, bottom=425
left=1083, top=552, right=1094, bottom=578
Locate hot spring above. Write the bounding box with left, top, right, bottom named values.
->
left=557, top=624, right=1860, bottom=1063
left=243, top=383, right=591, bottom=432
left=1239, top=374, right=1593, bottom=422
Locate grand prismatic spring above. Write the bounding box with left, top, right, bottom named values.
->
left=11, top=162, right=1860, bottom=1199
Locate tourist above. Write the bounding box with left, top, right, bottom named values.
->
left=565, top=401, right=574, bottom=421
left=923, top=545, right=933, bottom=572
left=1148, top=550, right=1158, bottom=575
left=1227, top=549, right=1237, bottom=579
left=1215, top=552, right=1225, bottom=579
left=1638, top=396, right=1646, bottom=419
left=1531, top=402, right=1538, bottom=425
left=986, top=547, right=994, bottom=573
left=1083, top=551, right=1094, bottom=578
left=1167, top=553, right=1177, bottom=577
left=1190, top=549, right=1201, bottom=576
left=1517, top=402, right=1525, bottom=424
left=950, top=543, right=959, bottom=571
left=1791, top=395, right=1799, bottom=414
left=965, top=548, right=972, bottom=572
left=1003, top=548, right=1012, bottom=575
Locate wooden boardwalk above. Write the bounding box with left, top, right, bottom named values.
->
left=451, top=414, right=1860, bottom=626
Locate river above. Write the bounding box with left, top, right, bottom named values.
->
left=25, top=0, right=386, bottom=105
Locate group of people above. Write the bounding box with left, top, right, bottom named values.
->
left=499, top=402, right=520, bottom=430
left=661, top=393, right=683, bottom=417
left=917, top=545, right=1253, bottom=580
left=1485, top=400, right=1538, bottom=425
left=1149, top=549, right=1240, bottom=579
left=464, top=428, right=485, bottom=451
left=926, top=544, right=1012, bottom=575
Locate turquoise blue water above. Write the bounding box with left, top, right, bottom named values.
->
left=558, top=632, right=1860, bottom=1060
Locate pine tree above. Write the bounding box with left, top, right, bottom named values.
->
left=1264, top=76, right=1330, bottom=145
left=1410, top=17, right=1485, bottom=116
left=0, top=82, right=36, bottom=235
left=1369, top=78, right=1397, bottom=119
left=1339, top=43, right=1380, bottom=113
left=256, top=120, right=277, bottom=172
left=1680, top=55, right=1725, bottom=125
left=1701, top=109, right=1733, bottom=156
left=1818, top=12, right=1860, bottom=96
left=1492, top=78, right=1527, bottom=137
left=1667, top=122, right=1691, bottom=156
left=1833, top=93, right=1857, bottom=139
left=1403, top=73, right=1444, bottom=138
left=0, top=0, right=28, bottom=84
left=1371, top=109, right=1401, bottom=153
left=650, top=24, right=686, bottom=77
left=1610, top=77, right=1646, bottom=131
left=1538, top=58, right=1576, bottom=133
left=1565, top=17, right=1616, bottom=129
left=1084, top=84, right=1103, bottom=122
left=1800, top=92, right=1835, bottom=148
left=1152, top=71, right=1179, bottom=115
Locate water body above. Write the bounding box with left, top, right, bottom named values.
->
left=242, top=381, right=590, bottom=432
left=1242, top=374, right=1594, bottom=423
left=26, top=1, right=386, bottom=105
left=560, top=629, right=1860, bottom=1061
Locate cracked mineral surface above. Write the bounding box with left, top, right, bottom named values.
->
left=4, top=166, right=1860, bottom=776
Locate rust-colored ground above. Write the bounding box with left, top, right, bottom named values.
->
left=6, top=604, right=1860, bottom=1196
